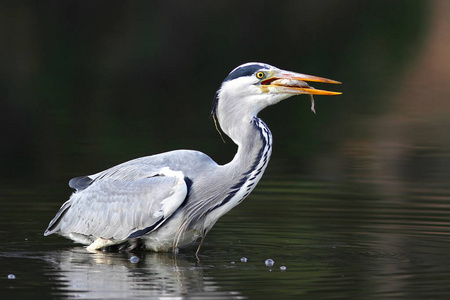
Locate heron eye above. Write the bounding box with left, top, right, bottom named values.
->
left=256, top=71, right=265, bottom=79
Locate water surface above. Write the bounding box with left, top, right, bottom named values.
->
left=2, top=178, right=450, bottom=299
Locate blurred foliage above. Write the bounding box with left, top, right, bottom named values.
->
left=0, top=1, right=429, bottom=181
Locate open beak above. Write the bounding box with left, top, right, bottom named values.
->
left=261, top=70, right=341, bottom=96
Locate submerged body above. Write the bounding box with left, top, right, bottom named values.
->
left=44, top=62, right=340, bottom=252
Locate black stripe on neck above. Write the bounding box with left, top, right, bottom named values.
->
left=208, top=118, right=272, bottom=212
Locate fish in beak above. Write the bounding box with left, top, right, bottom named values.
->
left=260, top=69, right=342, bottom=113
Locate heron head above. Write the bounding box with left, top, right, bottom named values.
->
left=211, top=63, right=341, bottom=138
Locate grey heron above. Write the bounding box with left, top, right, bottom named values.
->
left=44, top=62, right=341, bottom=253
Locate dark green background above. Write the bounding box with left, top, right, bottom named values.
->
left=1, top=1, right=433, bottom=183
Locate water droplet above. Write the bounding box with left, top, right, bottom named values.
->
left=265, top=259, right=274, bottom=266
left=231, top=261, right=235, bottom=264
left=280, top=266, right=287, bottom=271
left=240, top=257, right=248, bottom=262
left=7, top=274, right=15, bottom=279
left=130, top=256, right=139, bottom=263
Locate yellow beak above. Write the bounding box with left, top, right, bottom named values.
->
left=261, top=70, right=342, bottom=96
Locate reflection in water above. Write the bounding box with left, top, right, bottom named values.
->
left=44, top=249, right=242, bottom=299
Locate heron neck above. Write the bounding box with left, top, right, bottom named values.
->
left=202, top=116, right=272, bottom=231
left=225, top=117, right=273, bottom=179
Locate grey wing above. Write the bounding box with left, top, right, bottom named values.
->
left=44, top=167, right=187, bottom=241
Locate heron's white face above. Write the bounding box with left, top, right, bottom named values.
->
left=212, top=62, right=341, bottom=141
left=217, top=62, right=341, bottom=117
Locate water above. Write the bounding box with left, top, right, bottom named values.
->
left=1, top=178, right=450, bottom=299
left=129, top=255, right=140, bottom=263
left=264, top=259, right=274, bottom=267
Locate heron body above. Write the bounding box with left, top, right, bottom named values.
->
left=44, top=62, right=340, bottom=252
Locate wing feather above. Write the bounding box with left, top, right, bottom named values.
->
left=45, top=168, right=188, bottom=241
